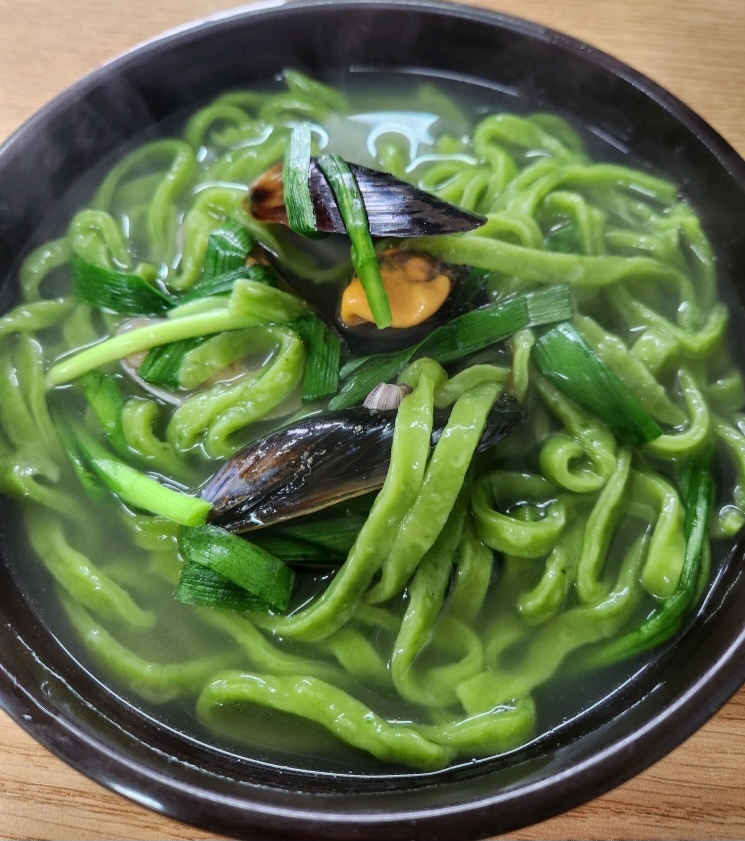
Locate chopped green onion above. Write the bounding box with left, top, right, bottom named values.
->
left=291, top=314, right=341, bottom=401
left=532, top=322, right=662, bottom=445
left=279, top=510, right=369, bottom=552
left=92, top=458, right=212, bottom=526
left=330, top=285, right=573, bottom=410
left=202, top=221, right=255, bottom=279
left=419, top=284, right=573, bottom=364
left=79, top=371, right=129, bottom=455
left=330, top=351, right=410, bottom=411
left=71, top=255, right=173, bottom=315
left=65, top=426, right=211, bottom=526
left=283, top=122, right=317, bottom=236
left=55, top=422, right=109, bottom=503
left=176, top=563, right=269, bottom=611
left=582, top=445, right=714, bottom=666
left=138, top=337, right=207, bottom=389
left=182, top=265, right=280, bottom=303
left=317, top=153, right=392, bottom=329
left=180, top=524, right=295, bottom=612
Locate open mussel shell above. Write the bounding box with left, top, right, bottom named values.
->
left=335, top=249, right=471, bottom=356
left=202, top=407, right=396, bottom=532
left=248, top=160, right=485, bottom=237
left=201, top=394, right=524, bottom=534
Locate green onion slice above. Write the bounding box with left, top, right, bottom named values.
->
left=138, top=337, right=207, bottom=390
left=330, top=285, right=573, bottom=410
left=202, top=221, right=255, bottom=279
left=283, top=122, right=317, bottom=236
left=532, top=322, right=662, bottom=445
left=176, top=563, right=269, bottom=611
left=291, top=313, right=341, bottom=401
left=71, top=255, right=173, bottom=315
left=180, top=524, right=295, bottom=612
left=79, top=371, right=129, bottom=455
left=64, top=425, right=211, bottom=527
left=317, top=153, right=392, bottom=329
left=180, top=265, right=279, bottom=305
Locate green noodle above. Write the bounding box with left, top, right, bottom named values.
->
left=0, top=71, right=737, bottom=772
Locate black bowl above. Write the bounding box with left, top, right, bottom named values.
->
left=2, top=2, right=745, bottom=839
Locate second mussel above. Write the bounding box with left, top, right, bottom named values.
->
left=201, top=390, right=523, bottom=533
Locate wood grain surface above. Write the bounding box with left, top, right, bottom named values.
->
left=1, top=0, right=744, bottom=838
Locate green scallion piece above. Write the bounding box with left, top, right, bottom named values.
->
left=180, top=265, right=279, bottom=305
left=582, top=444, right=713, bottom=666
left=317, top=153, right=392, bottom=328
left=176, top=563, right=270, bottom=611
left=91, top=458, right=212, bottom=526
left=137, top=337, right=207, bottom=389
left=67, top=426, right=212, bottom=526
left=180, top=524, right=295, bottom=613
left=330, top=285, right=573, bottom=410
left=283, top=122, right=317, bottom=237
left=418, top=285, right=572, bottom=364
left=55, top=422, right=109, bottom=503
left=71, top=255, right=173, bottom=315
left=291, top=314, right=341, bottom=401
left=79, top=371, right=129, bottom=455
left=451, top=267, right=491, bottom=312
left=202, top=221, right=255, bottom=279
left=531, top=322, right=663, bottom=445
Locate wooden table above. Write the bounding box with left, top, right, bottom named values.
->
left=1, top=0, right=744, bottom=838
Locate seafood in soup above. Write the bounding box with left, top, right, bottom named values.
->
left=0, top=70, right=739, bottom=773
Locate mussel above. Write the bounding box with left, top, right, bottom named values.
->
left=202, top=393, right=524, bottom=533
left=336, top=248, right=470, bottom=355
left=248, top=160, right=485, bottom=237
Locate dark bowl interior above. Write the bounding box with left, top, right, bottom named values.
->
left=2, top=1, right=745, bottom=839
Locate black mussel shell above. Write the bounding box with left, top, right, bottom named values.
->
left=201, top=396, right=523, bottom=533
left=309, top=160, right=485, bottom=237
left=247, top=160, right=485, bottom=237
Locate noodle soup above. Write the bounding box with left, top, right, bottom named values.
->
left=0, top=71, right=740, bottom=775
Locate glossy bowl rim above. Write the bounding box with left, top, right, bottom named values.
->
left=1, top=1, right=745, bottom=838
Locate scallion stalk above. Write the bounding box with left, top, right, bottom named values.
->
left=202, top=221, right=255, bottom=279
left=283, top=122, right=317, bottom=236
left=46, top=309, right=262, bottom=388
left=291, top=314, right=341, bottom=401
left=317, top=153, right=392, bottom=328
left=180, top=524, right=295, bottom=612
left=531, top=322, right=662, bottom=445
left=137, top=337, right=207, bottom=389
left=79, top=371, right=129, bottom=455
left=180, top=265, right=279, bottom=304
left=251, top=534, right=343, bottom=564
left=91, top=457, right=212, bottom=526
left=55, top=422, right=109, bottom=503
left=65, top=425, right=211, bottom=527
left=71, top=255, right=173, bottom=315
left=176, top=563, right=269, bottom=611
left=330, top=285, right=573, bottom=410
left=582, top=444, right=714, bottom=666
